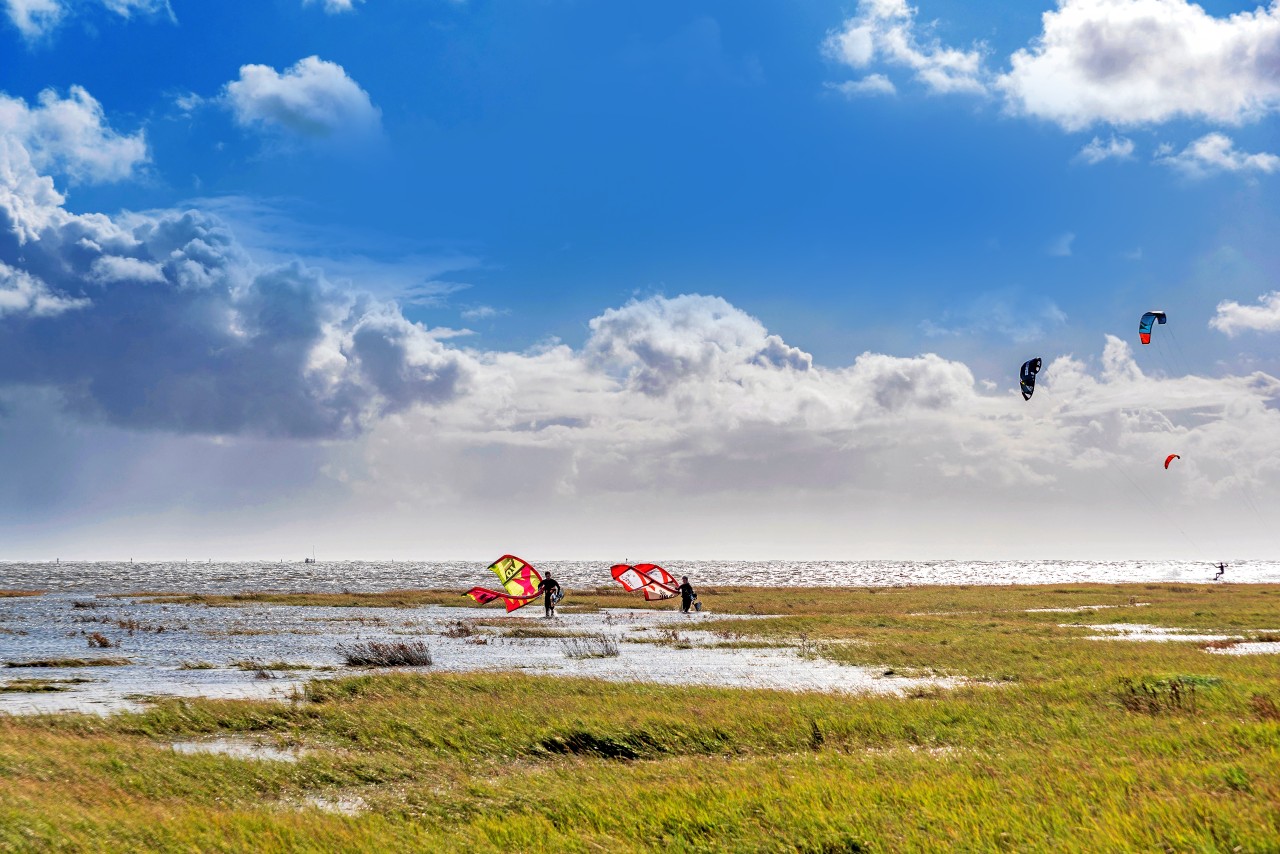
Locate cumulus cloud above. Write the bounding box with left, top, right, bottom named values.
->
left=585, top=294, right=812, bottom=395
left=999, top=0, right=1280, bottom=130
left=0, top=116, right=470, bottom=438
left=0, top=87, right=148, bottom=184
left=1156, top=133, right=1280, bottom=177
left=1076, top=134, right=1134, bottom=164
left=0, top=260, right=87, bottom=316
left=1211, top=291, right=1280, bottom=336
left=823, top=0, right=989, bottom=96
left=223, top=56, right=382, bottom=143
left=4, top=0, right=171, bottom=40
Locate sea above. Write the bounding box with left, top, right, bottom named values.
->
left=2, top=558, right=1279, bottom=594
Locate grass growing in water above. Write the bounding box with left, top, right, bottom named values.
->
left=5, top=657, right=129, bottom=668
left=0, top=678, right=91, bottom=693
left=560, top=634, right=620, bottom=659
left=337, top=641, right=432, bottom=667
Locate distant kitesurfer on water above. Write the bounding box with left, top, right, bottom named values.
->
left=537, top=572, right=562, bottom=618
left=1214, top=562, right=1227, bottom=582
left=678, top=576, right=696, bottom=614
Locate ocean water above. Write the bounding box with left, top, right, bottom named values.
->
left=2, top=558, right=1277, bottom=594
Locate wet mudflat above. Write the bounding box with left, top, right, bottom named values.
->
left=0, top=592, right=952, bottom=714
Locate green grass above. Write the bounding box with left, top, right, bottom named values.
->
left=1, top=583, right=1277, bottom=851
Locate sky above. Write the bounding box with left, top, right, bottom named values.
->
left=0, top=0, right=1278, bottom=561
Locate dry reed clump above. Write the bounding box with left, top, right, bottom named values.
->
left=1250, top=694, right=1280, bottom=721
left=561, top=634, right=620, bottom=659
left=1117, top=677, right=1199, bottom=714
left=337, top=641, right=433, bottom=667
left=655, top=628, right=692, bottom=649
left=441, top=621, right=475, bottom=638
left=86, top=632, right=116, bottom=648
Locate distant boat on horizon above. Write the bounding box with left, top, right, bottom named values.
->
left=304, top=546, right=316, bottom=565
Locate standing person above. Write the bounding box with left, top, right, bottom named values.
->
left=677, top=576, right=696, bottom=614
left=1213, top=562, right=1227, bottom=581
left=537, top=572, right=562, bottom=618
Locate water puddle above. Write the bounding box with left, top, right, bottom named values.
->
left=302, top=794, right=366, bottom=815
left=170, top=737, right=305, bottom=762
left=1026, top=603, right=1149, bottom=613
left=1072, top=623, right=1241, bottom=643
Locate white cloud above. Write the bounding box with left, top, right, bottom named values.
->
left=88, top=255, right=166, bottom=284
left=826, top=75, right=897, bottom=98
left=461, top=305, right=506, bottom=321
left=223, top=56, right=382, bottom=143
left=0, top=87, right=147, bottom=184
left=0, top=261, right=87, bottom=316
left=4, top=0, right=170, bottom=40
left=1048, top=232, right=1075, bottom=257
left=999, top=0, right=1280, bottom=130
left=585, top=294, right=812, bottom=395
left=823, top=0, right=988, bottom=96
left=1211, top=291, right=1280, bottom=336
left=4, top=0, right=61, bottom=38
left=1076, top=134, right=1134, bottom=164
left=1156, top=133, right=1280, bottom=177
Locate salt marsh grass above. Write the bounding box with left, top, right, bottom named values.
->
left=1, top=582, right=1277, bottom=851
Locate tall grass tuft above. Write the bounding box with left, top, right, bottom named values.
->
left=1117, top=677, right=1197, bottom=714
left=561, top=634, right=620, bottom=659
left=337, top=641, right=432, bottom=667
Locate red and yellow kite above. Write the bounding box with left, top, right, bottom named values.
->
left=465, top=554, right=543, bottom=612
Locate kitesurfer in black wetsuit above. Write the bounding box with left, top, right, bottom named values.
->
left=537, top=573, right=562, bottom=618
left=677, top=576, right=695, bottom=614
left=1213, top=562, right=1227, bottom=581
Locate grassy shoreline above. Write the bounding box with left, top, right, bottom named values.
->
left=3, top=583, right=1278, bottom=851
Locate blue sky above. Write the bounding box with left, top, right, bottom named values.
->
left=1, top=0, right=1278, bottom=560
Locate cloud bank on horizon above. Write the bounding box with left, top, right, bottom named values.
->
left=0, top=0, right=1278, bottom=558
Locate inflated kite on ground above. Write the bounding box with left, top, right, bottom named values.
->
left=610, top=563, right=679, bottom=601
